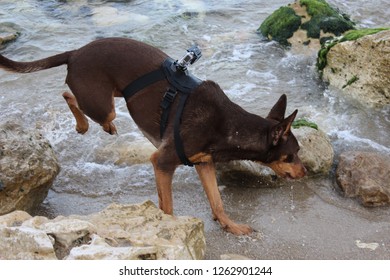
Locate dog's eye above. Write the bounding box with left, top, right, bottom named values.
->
left=285, top=154, right=294, bottom=163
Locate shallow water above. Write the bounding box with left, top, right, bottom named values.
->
left=1, top=0, right=390, bottom=259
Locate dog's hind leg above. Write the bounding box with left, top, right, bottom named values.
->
left=195, top=157, right=253, bottom=235
left=62, top=91, right=89, bottom=134
left=65, top=75, right=118, bottom=135
left=100, top=110, right=117, bottom=135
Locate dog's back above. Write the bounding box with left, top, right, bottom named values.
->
left=66, top=38, right=168, bottom=93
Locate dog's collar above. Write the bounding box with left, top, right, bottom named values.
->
left=122, top=57, right=203, bottom=167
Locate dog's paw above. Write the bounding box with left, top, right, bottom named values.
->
left=76, top=123, right=89, bottom=134
left=225, top=223, right=253, bottom=235
left=102, top=122, right=117, bottom=135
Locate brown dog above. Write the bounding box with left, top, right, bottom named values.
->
left=0, top=38, right=306, bottom=235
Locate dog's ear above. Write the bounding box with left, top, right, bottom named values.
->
left=271, top=109, right=298, bottom=146
left=267, top=94, right=287, bottom=122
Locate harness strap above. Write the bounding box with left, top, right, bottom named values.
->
left=122, top=68, right=165, bottom=101
left=174, top=92, right=194, bottom=166
left=160, top=88, right=177, bottom=139
left=122, top=57, right=202, bottom=167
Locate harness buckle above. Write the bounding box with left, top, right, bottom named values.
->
left=161, top=88, right=177, bottom=109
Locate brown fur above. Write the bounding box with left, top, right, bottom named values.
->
left=0, top=38, right=306, bottom=235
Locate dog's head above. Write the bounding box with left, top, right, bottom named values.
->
left=262, top=94, right=306, bottom=179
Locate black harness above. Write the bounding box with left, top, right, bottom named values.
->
left=122, top=57, right=202, bottom=166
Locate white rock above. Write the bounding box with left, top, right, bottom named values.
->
left=0, top=226, right=56, bottom=260
left=67, top=234, right=158, bottom=260
left=41, top=219, right=97, bottom=248
left=292, top=126, right=334, bottom=174
left=0, top=201, right=205, bottom=260
left=0, top=121, right=60, bottom=215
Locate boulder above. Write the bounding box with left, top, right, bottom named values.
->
left=217, top=160, right=278, bottom=189
left=292, top=126, right=334, bottom=174
left=320, top=29, right=390, bottom=107
left=258, top=0, right=354, bottom=53
left=336, top=151, right=390, bottom=207
left=0, top=121, right=60, bottom=215
left=0, top=201, right=205, bottom=260
left=93, top=137, right=156, bottom=165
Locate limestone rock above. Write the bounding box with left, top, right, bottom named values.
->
left=67, top=234, right=158, bottom=260
left=258, top=0, right=354, bottom=53
left=0, top=121, right=60, bottom=215
left=0, top=210, right=32, bottom=227
left=218, top=160, right=275, bottom=180
left=292, top=126, right=334, bottom=174
left=70, top=201, right=205, bottom=260
left=93, top=137, right=156, bottom=165
left=321, top=29, right=390, bottom=107
left=0, top=201, right=205, bottom=260
left=0, top=225, right=56, bottom=260
left=336, top=151, right=390, bottom=207
left=40, top=219, right=97, bottom=259
left=217, top=160, right=277, bottom=189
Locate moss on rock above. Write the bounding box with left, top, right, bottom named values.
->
left=258, top=6, right=301, bottom=46
left=292, top=118, right=319, bottom=130
left=341, top=28, right=390, bottom=41
left=317, top=28, right=390, bottom=71
left=317, top=39, right=338, bottom=71
left=258, top=0, right=354, bottom=48
left=300, top=0, right=355, bottom=38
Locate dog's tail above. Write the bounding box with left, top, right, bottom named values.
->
left=0, top=51, right=72, bottom=73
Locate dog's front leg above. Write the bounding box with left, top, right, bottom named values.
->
left=150, top=150, right=175, bottom=215
left=195, top=159, right=253, bottom=235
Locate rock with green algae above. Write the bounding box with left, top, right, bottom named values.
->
left=299, top=0, right=354, bottom=38
left=320, top=29, right=390, bottom=107
left=258, top=6, right=301, bottom=46
left=317, top=28, right=390, bottom=71
left=258, top=0, right=354, bottom=52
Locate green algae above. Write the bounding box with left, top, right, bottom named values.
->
left=292, top=119, right=319, bottom=130
left=300, top=0, right=355, bottom=38
left=258, top=6, right=301, bottom=46
left=317, top=39, right=338, bottom=71
left=342, top=75, right=359, bottom=89
left=317, top=27, right=390, bottom=71
left=258, top=0, right=355, bottom=46
left=341, top=28, right=390, bottom=41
